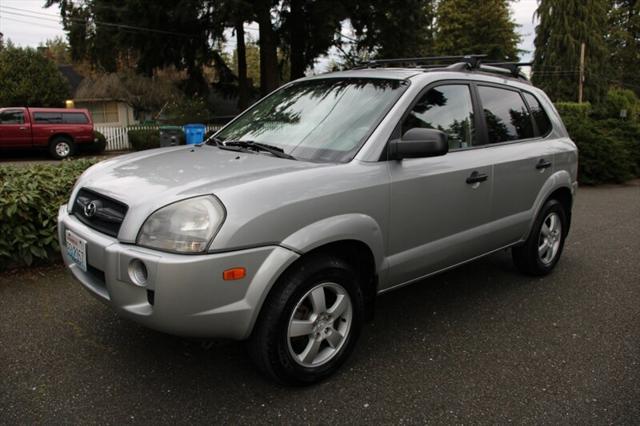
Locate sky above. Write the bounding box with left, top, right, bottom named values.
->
left=0, top=0, right=539, bottom=68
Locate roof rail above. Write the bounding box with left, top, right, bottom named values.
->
left=357, top=54, right=487, bottom=69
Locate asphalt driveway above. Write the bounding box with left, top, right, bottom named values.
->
left=1, top=183, right=638, bottom=424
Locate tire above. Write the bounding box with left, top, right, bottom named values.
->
left=512, top=198, right=568, bottom=276
left=247, top=254, right=364, bottom=385
left=49, top=137, right=75, bottom=160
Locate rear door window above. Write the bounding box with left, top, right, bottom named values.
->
left=523, top=92, right=552, bottom=136
left=0, top=110, right=25, bottom=124
left=477, top=86, right=534, bottom=143
left=62, top=112, right=90, bottom=124
left=402, top=84, right=476, bottom=149
left=33, top=112, right=63, bottom=124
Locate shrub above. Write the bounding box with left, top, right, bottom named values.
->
left=555, top=102, right=591, bottom=121
left=128, top=128, right=160, bottom=151
left=84, top=130, right=107, bottom=154
left=562, top=115, right=637, bottom=185
left=593, top=88, right=640, bottom=122
left=0, top=159, right=97, bottom=269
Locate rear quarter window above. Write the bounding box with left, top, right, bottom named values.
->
left=523, top=92, right=552, bottom=136
left=62, top=112, right=90, bottom=124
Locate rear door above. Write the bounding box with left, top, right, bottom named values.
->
left=475, top=84, right=555, bottom=247
left=385, top=83, right=495, bottom=288
left=0, top=109, right=31, bottom=147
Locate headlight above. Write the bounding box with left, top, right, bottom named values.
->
left=137, top=196, right=225, bottom=253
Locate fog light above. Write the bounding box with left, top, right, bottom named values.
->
left=128, top=259, right=148, bottom=286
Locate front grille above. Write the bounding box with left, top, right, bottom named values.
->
left=72, top=188, right=128, bottom=237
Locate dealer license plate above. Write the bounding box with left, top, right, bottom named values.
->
left=65, top=230, right=87, bottom=272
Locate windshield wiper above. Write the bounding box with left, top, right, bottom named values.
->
left=224, top=140, right=297, bottom=160
left=204, top=135, right=224, bottom=147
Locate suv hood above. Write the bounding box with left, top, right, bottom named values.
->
left=76, top=145, right=323, bottom=209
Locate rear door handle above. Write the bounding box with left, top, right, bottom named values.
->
left=466, top=171, right=488, bottom=184
left=19, top=126, right=26, bottom=130
left=536, top=159, right=552, bottom=170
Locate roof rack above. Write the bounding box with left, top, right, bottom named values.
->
left=357, top=54, right=487, bottom=69
left=482, top=61, right=533, bottom=79
left=353, top=55, right=532, bottom=82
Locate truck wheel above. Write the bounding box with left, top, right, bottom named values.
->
left=49, top=137, right=75, bottom=160
left=248, top=254, right=364, bottom=385
left=512, top=199, right=568, bottom=276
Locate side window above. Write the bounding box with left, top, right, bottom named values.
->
left=62, top=113, right=89, bottom=124
left=523, top=92, right=552, bottom=136
left=478, top=86, right=534, bottom=143
left=33, top=112, right=63, bottom=124
left=0, top=110, right=25, bottom=124
left=402, top=85, right=476, bottom=149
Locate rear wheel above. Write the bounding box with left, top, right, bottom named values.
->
left=512, top=199, right=568, bottom=276
left=49, top=137, right=75, bottom=160
left=247, top=254, right=364, bottom=385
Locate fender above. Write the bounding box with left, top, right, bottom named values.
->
left=279, top=213, right=386, bottom=270
left=242, top=214, right=385, bottom=338
left=524, top=169, right=575, bottom=240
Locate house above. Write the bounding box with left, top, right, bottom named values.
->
left=58, top=65, right=137, bottom=126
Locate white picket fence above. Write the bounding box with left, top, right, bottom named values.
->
left=96, top=124, right=222, bottom=152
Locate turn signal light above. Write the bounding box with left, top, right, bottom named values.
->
left=223, top=267, right=246, bottom=281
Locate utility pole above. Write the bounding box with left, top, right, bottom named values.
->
left=578, top=42, right=585, bottom=103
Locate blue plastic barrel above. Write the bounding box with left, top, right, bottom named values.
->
left=183, top=123, right=206, bottom=145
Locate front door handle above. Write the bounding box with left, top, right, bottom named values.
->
left=19, top=126, right=26, bottom=130
left=536, top=159, right=552, bottom=170
left=466, top=171, right=488, bottom=184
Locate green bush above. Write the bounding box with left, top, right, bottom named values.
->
left=0, top=160, right=97, bottom=269
left=84, top=130, right=107, bottom=154
left=555, top=102, right=591, bottom=121
left=128, top=128, right=160, bottom=151
left=561, top=115, right=637, bottom=185
left=593, top=88, right=640, bottom=122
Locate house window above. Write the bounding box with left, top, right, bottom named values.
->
left=88, top=102, right=119, bottom=123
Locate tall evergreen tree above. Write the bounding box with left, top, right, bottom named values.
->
left=533, top=0, right=610, bottom=102
left=608, top=0, right=640, bottom=96
left=434, top=0, right=520, bottom=60
left=348, top=0, right=436, bottom=59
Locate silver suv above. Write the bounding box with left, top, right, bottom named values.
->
left=58, top=57, right=578, bottom=384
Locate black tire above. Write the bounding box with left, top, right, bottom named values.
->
left=512, top=198, right=568, bottom=276
left=49, top=136, right=75, bottom=160
left=247, top=254, right=364, bottom=385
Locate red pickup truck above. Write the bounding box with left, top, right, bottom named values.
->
left=0, top=107, right=100, bottom=159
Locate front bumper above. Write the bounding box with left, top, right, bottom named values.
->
left=57, top=205, right=299, bottom=339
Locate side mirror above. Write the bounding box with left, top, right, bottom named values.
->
left=389, top=128, right=449, bottom=160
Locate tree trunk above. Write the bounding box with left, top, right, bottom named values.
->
left=235, top=20, right=249, bottom=110
left=255, top=0, right=279, bottom=96
left=289, top=0, right=306, bottom=80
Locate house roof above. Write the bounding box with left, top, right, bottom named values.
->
left=57, top=64, right=84, bottom=97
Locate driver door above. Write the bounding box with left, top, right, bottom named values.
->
left=385, top=83, right=495, bottom=288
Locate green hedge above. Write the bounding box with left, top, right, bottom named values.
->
left=0, top=160, right=97, bottom=269
left=557, top=89, right=640, bottom=185
left=128, top=129, right=160, bottom=151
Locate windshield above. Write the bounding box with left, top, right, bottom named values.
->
left=216, top=78, right=408, bottom=163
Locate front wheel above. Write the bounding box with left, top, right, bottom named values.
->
left=49, top=137, right=75, bottom=160
left=247, top=254, right=364, bottom=385
left=512, top=199, right=568, bottom=276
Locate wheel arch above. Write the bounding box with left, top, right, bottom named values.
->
left=49, top=133, right=75, bottom=145
left=527, top=170, right=575, bottom=239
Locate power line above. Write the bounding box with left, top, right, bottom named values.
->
left=0, top=5, right=198, bottom=38
left=0, top=16, right=63, bottom=31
